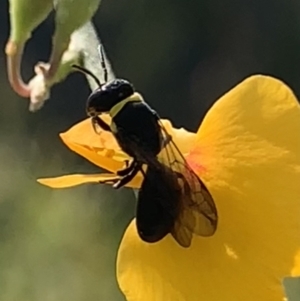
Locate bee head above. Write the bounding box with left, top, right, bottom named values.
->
left=72, top=45, right=135, bottom=117
left=86, top=79, right=135, bottom=116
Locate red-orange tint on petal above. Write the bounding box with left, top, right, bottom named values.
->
left=117, top=75, right=300, bottom=301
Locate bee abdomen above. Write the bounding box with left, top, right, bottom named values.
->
left=136, top=165, right=181, bottom=243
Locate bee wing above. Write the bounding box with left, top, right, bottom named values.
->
left=171, top=219, right=193, bottom=248
left=157, top=121, right=218, bottom=237
left=136, top=164, right=180, bottom=244
left=114, top=121, right=218, bottom=245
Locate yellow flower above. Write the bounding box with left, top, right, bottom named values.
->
left=39, top=75, right=300, bottom=301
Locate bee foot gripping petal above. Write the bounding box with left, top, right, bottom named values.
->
left=99, top=177, right=120, bottom=184
left=99, top=177, right=127, bottom=189
left=117, top=159, right=135, bottom=176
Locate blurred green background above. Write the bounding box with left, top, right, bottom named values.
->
left=1, top=0, right=300, bottom=300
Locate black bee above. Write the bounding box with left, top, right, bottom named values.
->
left=72, top=46, right=218, bottom=247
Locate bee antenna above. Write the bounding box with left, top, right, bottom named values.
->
left=98, top=45, right=108, bottom=83
left=72, top=65, right=102, bottom=87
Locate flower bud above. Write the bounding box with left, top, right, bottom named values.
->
left=6, top=0, right=53, bottom=99
left=8, top=0, right=53, bottom=45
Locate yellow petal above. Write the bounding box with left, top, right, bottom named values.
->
left=60, top=134, right=125, bottom=173
left=38, top=173, right=142, bottom=188
left=60, top=116, right=196, bottom=173
left=61, top=115, right=121, bottom=151
left=117, top=75, right=300, bottom=301
left=160, top=119, right=196, bottom=155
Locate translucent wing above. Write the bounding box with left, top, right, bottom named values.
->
left=136, top=164, right=182, bottom=244
left=171, top=218, right=193, bottom=248
left=110, top=118, right=218, bottom=247
left=157, top=120, right=218, bottom=239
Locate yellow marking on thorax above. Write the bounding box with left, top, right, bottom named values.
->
left=109, top=92, right=144, bottom=119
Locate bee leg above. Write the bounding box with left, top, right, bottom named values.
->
left=112, top=163, right=141, bottom=189
left=92, top=116, right=111, bottom=133
left=99, top=177, right=120, bottom=184
left=99, top=161, right=139, bottom=186
left=162, top=133, right=172, bottom=148
left=117, top=159, right=137, bottom=176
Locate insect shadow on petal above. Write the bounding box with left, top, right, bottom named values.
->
left=72, top=45, right=218, bottom=248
